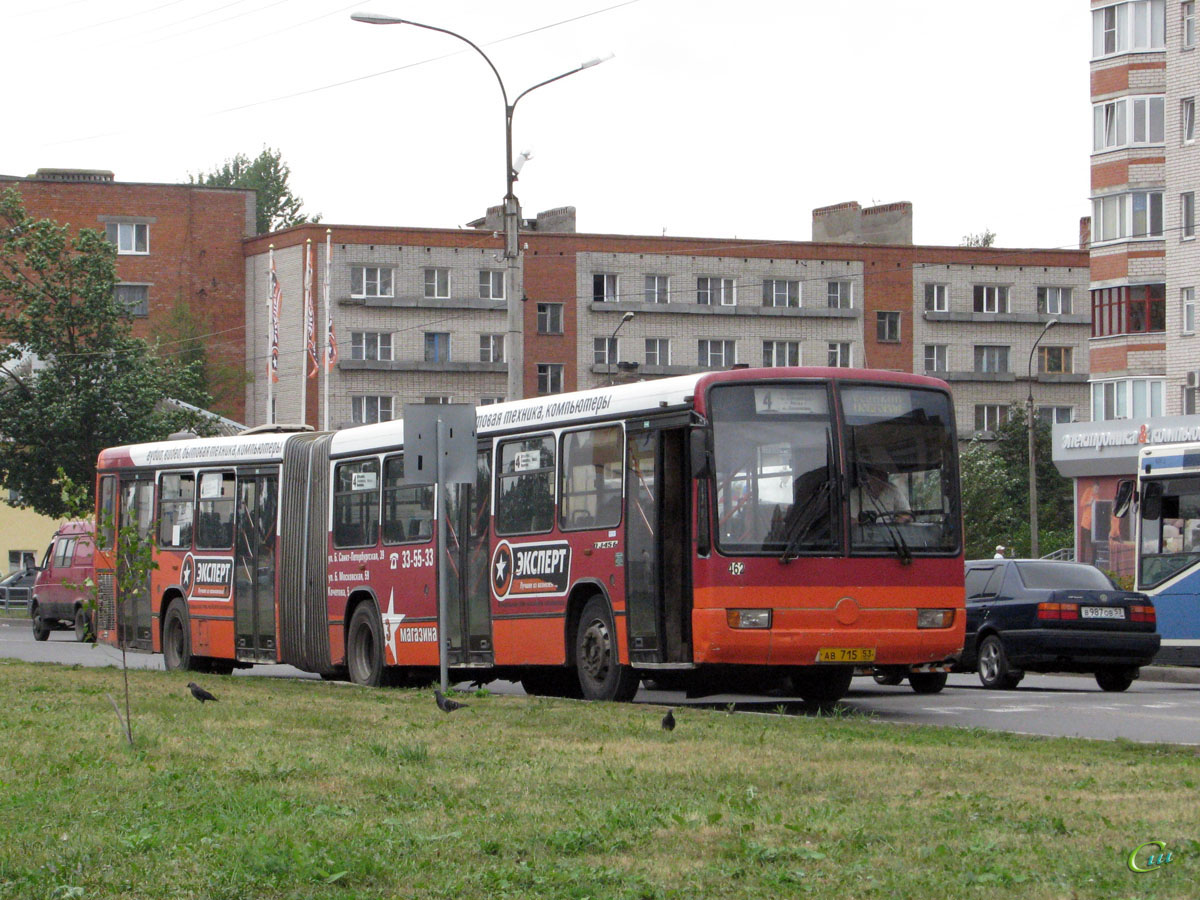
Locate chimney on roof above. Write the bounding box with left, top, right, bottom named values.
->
left=466, top=205, right=577, bottom=234
left=1079, top=216, right=1091, bottom=250
left=30, top=168, right=115, bottom=184
left=812, top=200, right=912, bottom=245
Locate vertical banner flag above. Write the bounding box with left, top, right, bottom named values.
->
left=304, top=239, right=318, bottom=379
left=268, top=248, right=281, bottom=383
left=325, top=230, right=337, bottom=370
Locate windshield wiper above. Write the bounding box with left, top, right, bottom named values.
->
left=779, top=479, right=831, bottom=564
left=857, top=468, right=912, bottom=566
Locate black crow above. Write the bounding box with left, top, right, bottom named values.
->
left=434, top=689, right=467, bottom=713
left=661, top=708, right=675, bottom=731
left=188, top=682, right=218, bottom=703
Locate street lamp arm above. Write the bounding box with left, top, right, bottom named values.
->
left=511, top=59, right=603, bottom=110
left=1026, top=318, right=1058, bottom=402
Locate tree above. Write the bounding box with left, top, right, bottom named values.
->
left=961, top=229, right=997, bottom=248
left=190, top=147, right=320, bottom=235
left=958, top=405, right=1074, bottom=559
left=0, top=188, right=213, bottom=518
left=158, top=296, right=250, bottom=416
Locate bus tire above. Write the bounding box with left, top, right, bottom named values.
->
left=521, top=666, right=584, bottom=699
left=31, top=605, right=50, bottom=642
left=790, top=666, right=853, bottom=707
left=74, top=607, right=94, bottom=643
left=575, top=596, right=640, bottom=702
left=908, top=671, right=948, bottom=694
left=162, top=600, right=196, bottom=671
left=347, top=604, right=386, bottom=687
left=871, top=666, right=906, bottom=686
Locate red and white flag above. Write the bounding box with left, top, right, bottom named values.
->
left=324, top=232, right=337, bottom=370
left=304, top=240, right=318, bottom=379
left=268, top=250, right=282, bottom=383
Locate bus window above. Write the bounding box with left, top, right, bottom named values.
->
left=1139, top=476, right=1200, bottom=587
left=334, top=459, right=380, bottom=548
left=560, top=426, right=623, bottom=531
left=98, top=476, right=116, bottom=550
left=382, top=455, right=434, bottom=544
left=497, top=435, right=555, bottom=535
left=158, top=473, right=195, bottom=549
left=196, top=472, right=236, bottom=550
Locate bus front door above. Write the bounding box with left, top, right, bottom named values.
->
left=625, top=426, right=691, bottom=664
left=234, top=471, right=279, bottom=663
left=117, top=476, right=155, bottom=651
left=444, top=448, right=494, bottom=666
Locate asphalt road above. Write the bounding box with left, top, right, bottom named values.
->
left=4, top=617, right=1198, bottom=745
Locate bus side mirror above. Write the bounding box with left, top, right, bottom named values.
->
left=1113, top=480, right=1135, bottom=518
left=690, top=428, right=712, bottom=479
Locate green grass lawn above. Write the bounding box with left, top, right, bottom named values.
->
left=0, top=660, right=1196, bottom=899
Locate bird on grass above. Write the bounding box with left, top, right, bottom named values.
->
left=187, top=682, right=218, bottom=704
left=434, top=689, right=468, bottom=713
left=661, top=708, right=676, bottom=732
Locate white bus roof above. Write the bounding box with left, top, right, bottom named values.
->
left=1140, top=441, right=1200, bottom=477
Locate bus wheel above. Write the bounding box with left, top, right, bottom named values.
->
left=908, top=671, right=948, bottom=694
left=162, top=600, right=195, bottom=671
left=74, top=607, right=94, bottom=643
left=347, top=604, right=386, bottom=687
left=871, top=666, right=906, bottom=686
left=575, top=596, right=640, bottom=702
left=790, top=666, right=853, bottom=707
left=31, top=605, right=51, bottom=642
left=521, top=667, right=584, bottom=699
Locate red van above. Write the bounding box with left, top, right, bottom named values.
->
left=30, top=520, right=96, bottom=642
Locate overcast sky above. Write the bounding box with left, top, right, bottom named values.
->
left=7, top=0, right=1090, bottom=249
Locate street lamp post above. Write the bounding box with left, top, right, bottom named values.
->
left=607, top=311, right=634, bottom=385
left=351, top=13, right=609, bottom=400
left=1026, top=318, right=1057, bottom=559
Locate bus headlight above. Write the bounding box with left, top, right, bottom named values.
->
left=917, top=609, right=954, bottom=629
left=727, top=609, right=772, bottom=629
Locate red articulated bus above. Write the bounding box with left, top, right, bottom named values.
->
left=92, top=367, right=964, bottom=704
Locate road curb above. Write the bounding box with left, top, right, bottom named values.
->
left=1139, top=665, right=1200, bottom=685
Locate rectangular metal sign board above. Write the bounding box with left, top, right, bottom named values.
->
left=403, top=404, right=477, bottom=485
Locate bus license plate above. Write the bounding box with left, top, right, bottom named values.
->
left=816, top=648, right=876, bottom=663
left=1081, top=607, right=1125, bottom=619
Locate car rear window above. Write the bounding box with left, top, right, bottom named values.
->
left=1015, top=562, right=1114, bottom=590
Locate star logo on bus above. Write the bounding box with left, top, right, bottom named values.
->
left=180, top=554, right=194, bottom=596
left=492, top=542, right=514, bottom=600
left=381, top=589, right=405, bottom=665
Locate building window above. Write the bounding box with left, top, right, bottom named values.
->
left=827, top=281, right=853, bottom=309
left=762, top=279, right=800, bottom=308
left=1037, top=346, right=1073, bottom=374
left=114, top=284, right=149, bottom=317
left=352, top=395, right=394, bottom=425
left=536, top=303, right=563, bottom=335
left=593, top=273, right=618, bottom=303
left=1185, top=385, right=1199, bottom=415
left=1037, top=406, right=1074, bottom=426
left=698, top=339, right=735, bottom=367
left=697, top=276, right=735, bottom=306
left=480, top=396, right=505, bottom=406
left=350, top=331, right=393, bottom=361
left=1090, top=284, right=1166, bottom=336
left=424, top=332, right=450, bottom=363
left=1091, top=0, right=1166, bottom=58
left=644, top=275, right=670, bottom=304
left=593, top=337, right=618, bottom=365
left=1092, top=190, right=1164, bottom=240
left=645, top=338, right=670, bottom=366
left=536, top=363, right=563, bottom=395
left=827, top=342, right=852, bottom=367
left=974, top=404, right=1008, bottom=433
left=1132, top=191, right=1164, bottom=237
left=1091, top=378, right=1164, bottom=420
left=974, top=345, right=1010, bottom=373
left=1183, top=287, right=1196, bottom=333
left=479, top=334, right=505, bottom=363
left=1186, top=1, right=1197, bottom=47
left=351, top=266, right=393, bottom=299
left=1092, top=96, right=1165, bottom=151
left=105, top=222, right=148, bottom=255
left=973, top=285, right=1010, bottom=314
left=423, top=268, right=450, bottom=299
left=1184, top=192, right=1195, bottom=239
left=924, top=344, right=947, bottom=373
left=478, top=270, right=505, bottom=300
left=1037, top=286, right=1072, bottom=315
left=1184, top=98, right=1196, bottom=143
left=924, top=283, right=948, bottom=312
left=876, top=311, right=901, bottom=343
left=763, top=340, right=799, bottom=367
left=424, top=395, right=450, bottom=404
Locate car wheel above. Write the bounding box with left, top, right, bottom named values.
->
left=872, top=666, right=906, bottom=686
left=31, top=606, right=50, bottom=642
left=977, top=635, right=1020, bottom=689
left=575, top=596, right=640, bottom=702
left=908, top=671, right=948, bottom=694
left=1095, top=666, right=1136, bottom=692
left=74, top=607, right=94, bottom=643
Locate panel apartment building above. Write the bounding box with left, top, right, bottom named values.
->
left=245, top=201, right=1088, bottom=441
left=1053, top=0, right=1200, bottom=575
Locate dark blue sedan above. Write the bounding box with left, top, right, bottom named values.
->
left=956, top=559, right=1161, bottom=691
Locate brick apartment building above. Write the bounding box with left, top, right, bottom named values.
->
left=0, top=168, right=256, bottom=421
left=1053, top=0, right=1200, bottom=576
left=246, top=201, right=1088, bottom=441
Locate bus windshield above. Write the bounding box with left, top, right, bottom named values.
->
left=709, top=382, right=959, bottom=557
left=1140, top=476, right=1200, bottom=588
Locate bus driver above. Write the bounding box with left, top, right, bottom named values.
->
left=850, top=450, right=913, bottom=524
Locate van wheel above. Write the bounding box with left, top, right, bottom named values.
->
left=32, top=606, right=50, bottom=642
left=575, top=596, right=640, bottom=702
left=74, top=607, right=94, bottom=643
left=162, top=600, right=195, bottom=671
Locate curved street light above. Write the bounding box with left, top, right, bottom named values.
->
left=351, top=13, right=611, bottom=400
left=607, top=311, right=634, bottom=385
left=1026, top=318, right=1057, bottom=558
